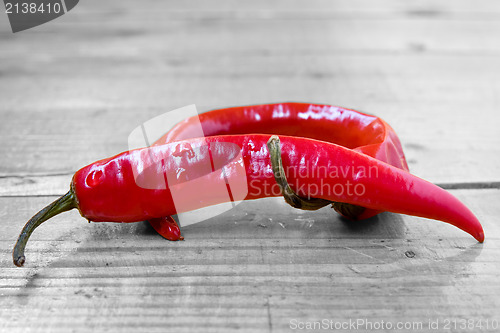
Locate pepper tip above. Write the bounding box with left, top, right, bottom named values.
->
left=475, top=230, right=485, bottom=243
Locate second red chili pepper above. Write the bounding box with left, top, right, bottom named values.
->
left=148, top=103, right=409, bottom=239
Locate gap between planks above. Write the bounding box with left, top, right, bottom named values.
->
left=0, top=174, right=499, bottom=198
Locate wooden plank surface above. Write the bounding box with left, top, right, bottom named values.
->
left=1, top=191, right=499, bottom=332
left=1, top=1, right=500, bottom=183
left=1, top=0, right=499, bottom=332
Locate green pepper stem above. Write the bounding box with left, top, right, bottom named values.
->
left=331, top=202, right=366, bottom=220
left=267, top=135, right=332, bottom=210
left=267, top=135, right=367, bottom=218
left=13, top=190, right=77, bottom=267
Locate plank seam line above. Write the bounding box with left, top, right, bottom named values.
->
left=0, top=173, right=74, bottom=179
left=436, top=182, right=500, bottom=190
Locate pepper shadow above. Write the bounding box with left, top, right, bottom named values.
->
left=337, top=212, right=407, bottom=240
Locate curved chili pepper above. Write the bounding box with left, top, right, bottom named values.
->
left=13, top=134, right=484, bottom=267
left=156, top=103, right=409, bottom=171
left=148, top=103, right=408, bottom=239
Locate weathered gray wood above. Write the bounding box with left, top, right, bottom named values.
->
left=0, top=190, right=499, bottom=332
left=1, top=0, right=499, bottom=332
left=1, top=0, right=499, bottom=182
left=0, top=62, right=499, bottom=183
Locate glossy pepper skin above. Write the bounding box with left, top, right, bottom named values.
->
left=12, top=104, right=484, bottom=267
left=156, top=103, right=409, bottom=172
left=147, top=102, right=409, bottom=238
left=70, top=135, right=483, bottom=240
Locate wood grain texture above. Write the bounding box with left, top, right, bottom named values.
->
left=0, top=1, right=499, bottom=182
left=1, top=0, right=499, bottom=332
left=1, top=191, right=499, bottom=332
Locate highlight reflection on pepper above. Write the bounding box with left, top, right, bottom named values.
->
left=13, top=103, right=484, bottom=267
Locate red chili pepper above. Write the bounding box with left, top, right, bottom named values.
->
left=157, top=103, right=409, bottom=171
left=148, top=216, right=184, bottom=241
left=13, top=132, right=484, bottom=267
left=149, top=103, right=409, bottom=239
